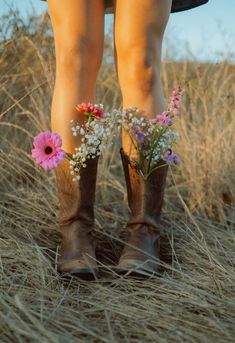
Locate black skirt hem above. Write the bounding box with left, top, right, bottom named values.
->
left=39, top=0, right=209, bottom=15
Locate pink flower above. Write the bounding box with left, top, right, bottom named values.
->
left=76, top=102, right=104, bottom=119
left=172, top=108, right=179, bottom=115
left=151, top=110, right=173, bottom=126
left=31, top=131, right=66, bottom=171
left=168, top=85, right=184, bottom=116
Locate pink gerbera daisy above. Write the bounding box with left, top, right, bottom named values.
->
left=31, top=131, right=66, bottom=171
left=76, top=102, right=104, bottom=119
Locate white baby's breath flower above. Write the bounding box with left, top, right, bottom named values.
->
left=70, top=160, right=77, bottom=166
left=90, top=147, right=96, bottom=154
left=69, top=105, right=127, bottom=181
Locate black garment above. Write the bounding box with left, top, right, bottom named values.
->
left=171, top=0, right=208, bottom=13
left=105, top=0, right=208, bottom=13
left=40, top=0, right=209, bottom=14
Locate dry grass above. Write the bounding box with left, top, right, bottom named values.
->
left=0, top=10, right=235, bottom=343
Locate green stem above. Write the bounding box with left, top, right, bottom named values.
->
left=144, top=163, right=169, bottom=180
left=127, top=131, right=138, bottom=151
left=65, top=153, right=73, bottom=160
left=146, top=126, right=168, bottom=174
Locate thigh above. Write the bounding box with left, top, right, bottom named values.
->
left=47, top=0, right=105, bottom=52
left=114, top=0, right=172, bottom=59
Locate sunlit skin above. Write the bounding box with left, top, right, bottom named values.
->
left=47, top=0, right=105, bottom=153
left=47, top=0, right=172, bottom=157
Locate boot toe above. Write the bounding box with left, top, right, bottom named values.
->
left=58, top=259, right=98, bottom=280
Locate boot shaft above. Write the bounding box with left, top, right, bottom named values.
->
left=120, top=148, right=168, bottom=227
left=54, top=157, right=99, bottom=226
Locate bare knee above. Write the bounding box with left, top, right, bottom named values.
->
left=55, top=34, right=103, bottom=75
left=116, top=39, right=162, bottom=96
left=115, top=9, right=165, bottom=95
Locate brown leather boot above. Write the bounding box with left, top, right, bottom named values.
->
left=54, top=156, right=99, bottom=280
left=117, top=148, right=168, bottom=276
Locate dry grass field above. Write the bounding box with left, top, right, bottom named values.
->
left=0, top=10, right=235, bottom=343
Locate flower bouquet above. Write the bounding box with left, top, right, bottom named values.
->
left=31, top=86, right=184, bottom=181
left=31, top=102, right=118, bottom=180
left=119, top=85, right=184, bottom=179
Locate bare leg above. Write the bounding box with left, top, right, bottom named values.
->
left=114, top=0, right=172, bottom=276
left=46, top=0, right=105, bottom=278
left=47, top=0, right=105, bottom=153
left=114, top=0, right=172, bottom=158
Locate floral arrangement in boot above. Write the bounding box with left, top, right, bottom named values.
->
left=31, top=102, right=119, bottom=180
left=118, top=85, right=184, bottom=179
left=32, top=86, right=184, bottom=181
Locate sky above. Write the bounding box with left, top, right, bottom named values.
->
left=1, top=0, right=235, bottom=63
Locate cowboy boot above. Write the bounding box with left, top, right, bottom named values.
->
left=117, top=148, right=168, bottom=276
left=54, top=156, right=99, bottom=280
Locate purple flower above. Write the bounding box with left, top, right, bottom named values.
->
left=132, top=125, right=146, bottom=144
left=136, top=131, right=146, bottom=144
left=154, top=111, right=173, bottom=127
left=163, top=149, right=180, bottom=165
